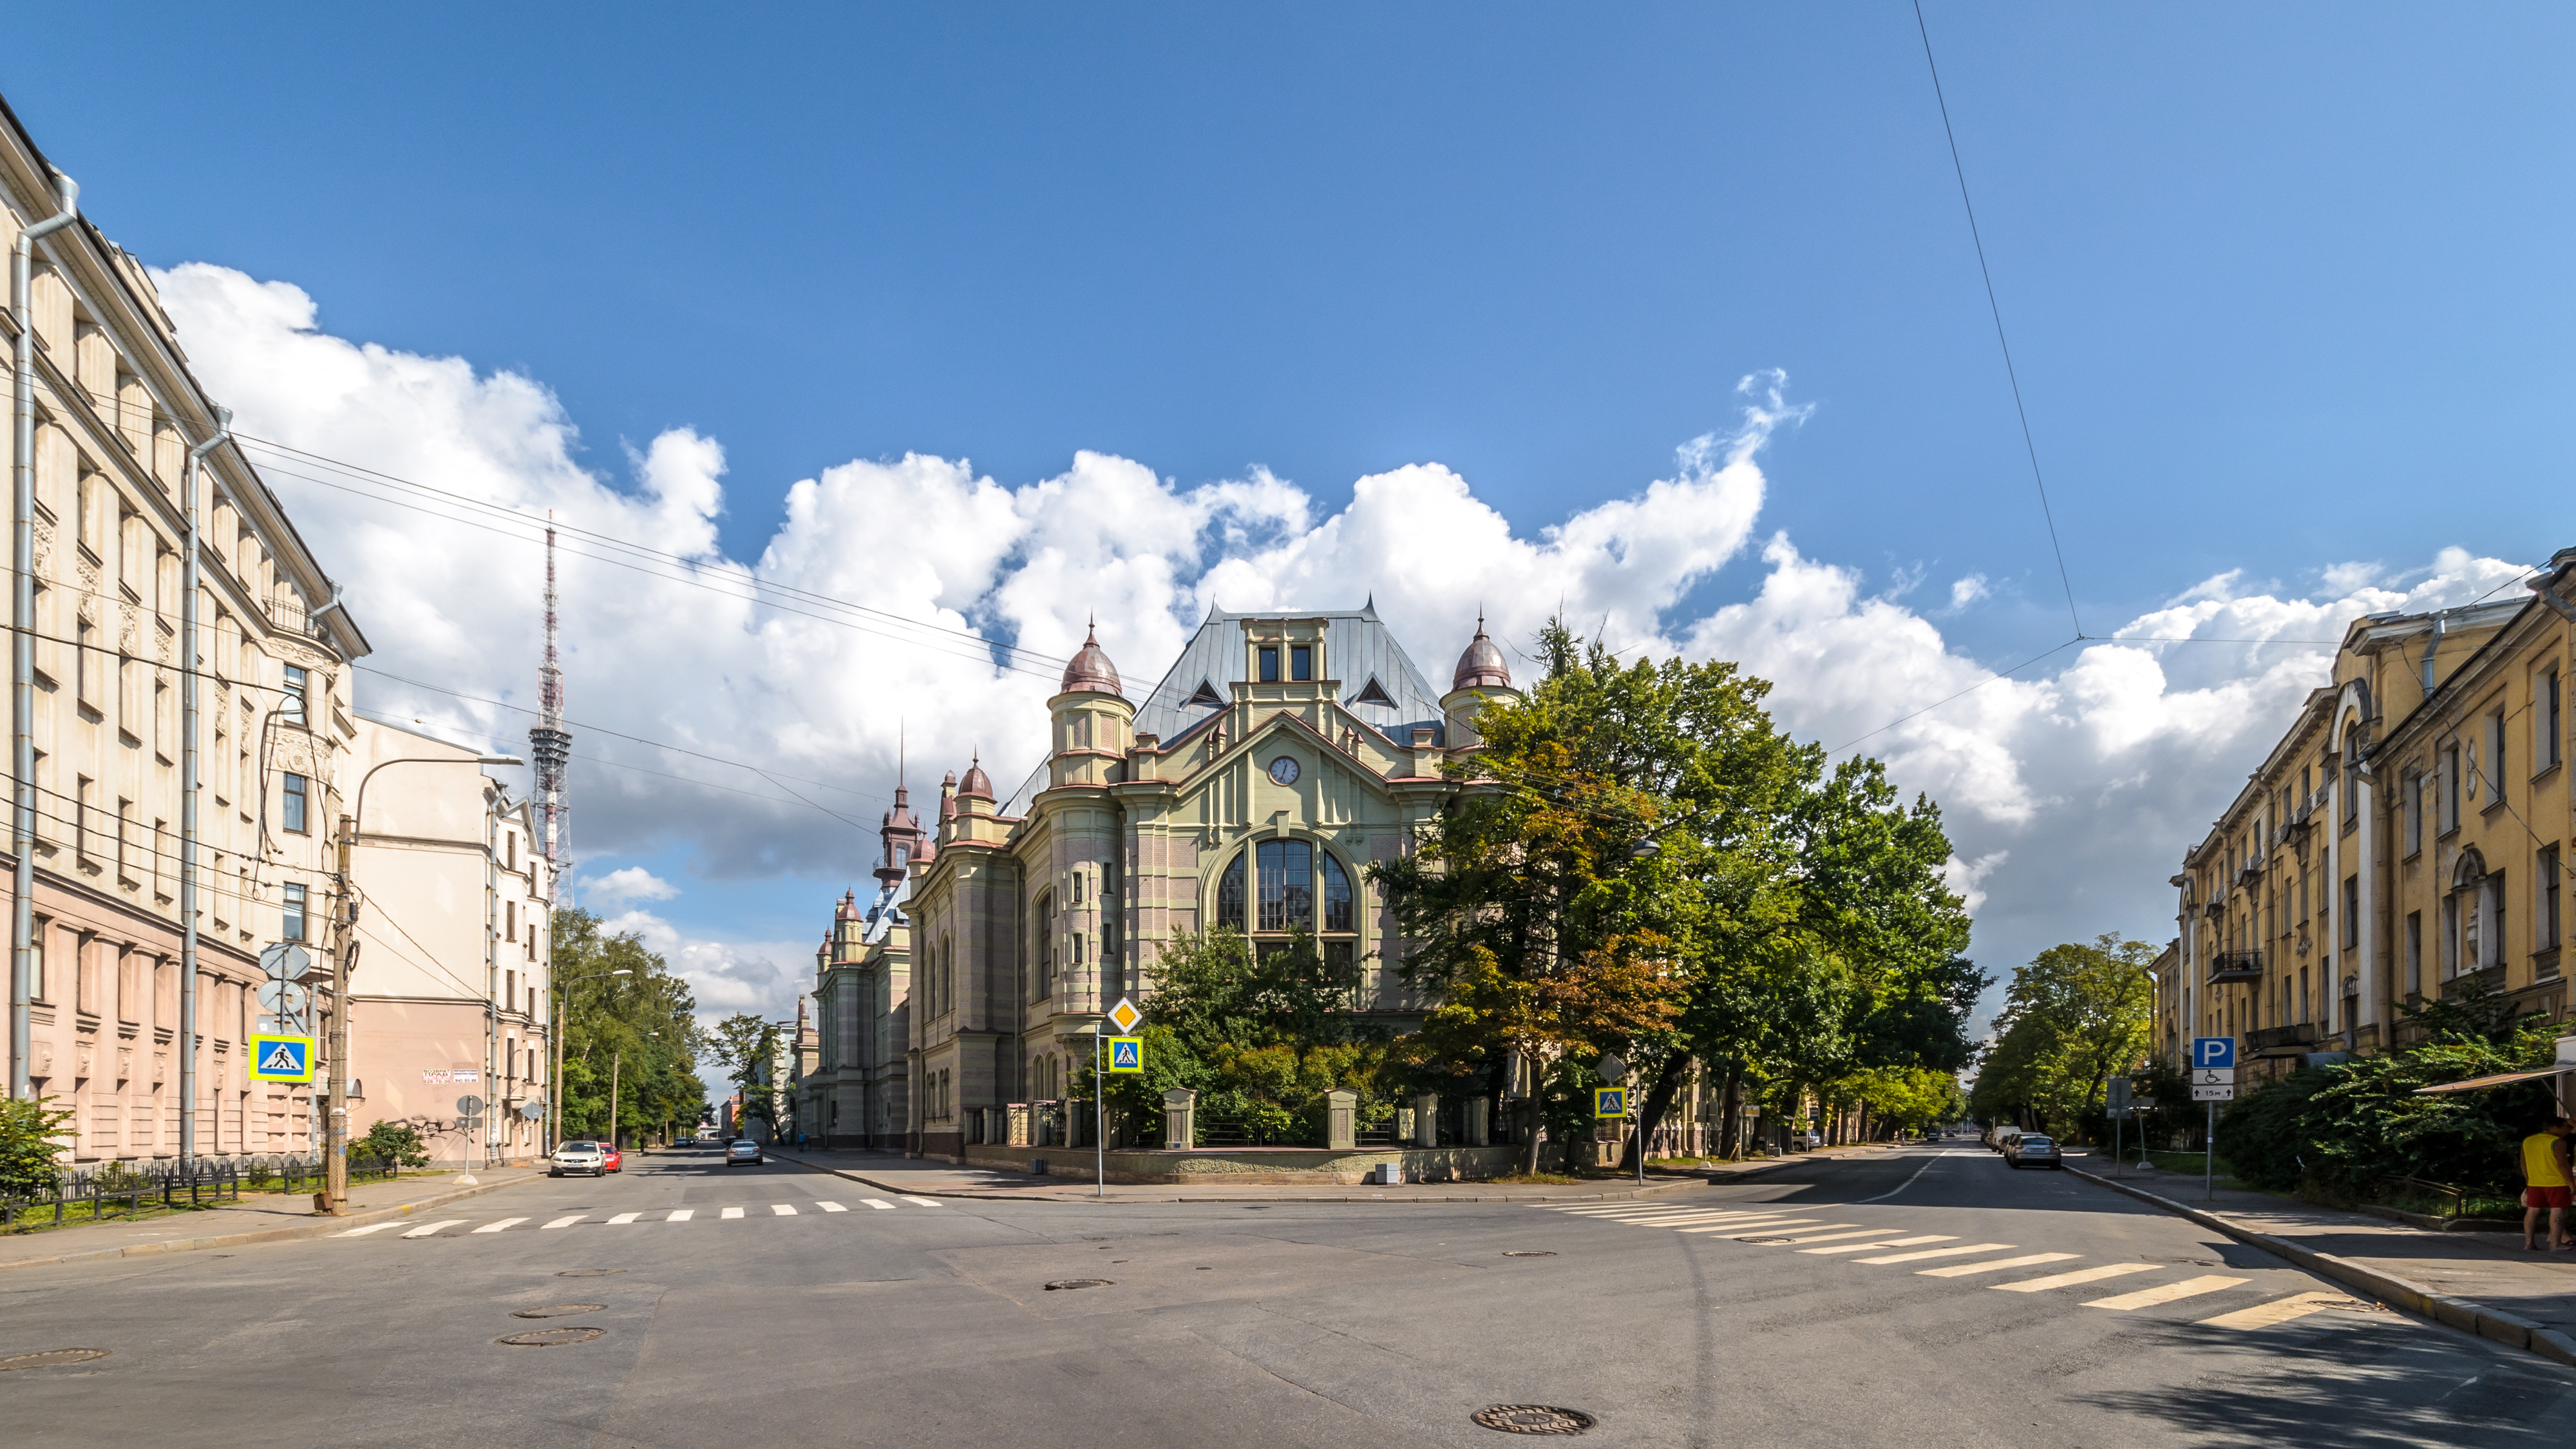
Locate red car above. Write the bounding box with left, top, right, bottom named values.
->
left=600, top=1144, right=623, bottom=1173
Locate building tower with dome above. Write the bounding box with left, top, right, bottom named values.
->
left=869, top=603, right=1521, bottom=1160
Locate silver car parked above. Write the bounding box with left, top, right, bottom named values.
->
left=725, top=1139, right=764, bottom=1167
left=2005, top=1133, right=2061, bottom=1170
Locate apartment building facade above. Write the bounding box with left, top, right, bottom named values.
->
left=2170, top=553, right=2576, bottom=1082
left=344, top=715, right=553, bottom=1168
left=5, top=97, right=372, bottom=1161
left=801, top=788, right=920, bottom=1149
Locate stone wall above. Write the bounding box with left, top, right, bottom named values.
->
left=960, top=1142, right=1519, bottom=1184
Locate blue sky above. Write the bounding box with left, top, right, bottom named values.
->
left=8, top=5, right=2572, bottom=1020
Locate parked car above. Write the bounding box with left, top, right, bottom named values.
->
left=2006, top=1134, right=2061, bottom=1170
left=600, top=1144, right=624, bottom=1173
left=551, top=1141, right=607, bottom=1177
left=726, top=1139, right=764, bottom=1167
left=1987, top=1126, right=2022, bottom=1155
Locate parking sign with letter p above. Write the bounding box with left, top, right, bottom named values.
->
left=2192, top=1036, right=2237, bottom=1070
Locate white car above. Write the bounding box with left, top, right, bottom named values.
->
left=725, top=1139, right=764, bottom=1167
left=550, top=1141, right=607, bottom=1177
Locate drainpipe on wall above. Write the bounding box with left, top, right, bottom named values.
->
left=10, top=170, right=78, bottom=1101
left=2420, top=611, right=2448, bottom=698
left=178, top=408, right=229, bottom=1157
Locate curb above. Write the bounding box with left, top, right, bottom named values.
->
left=2065, top=1163, right=2576, bottom=1372
left=765, top=1146, right=1850, bottom=1205
left=0, top=1172, right=544, bottom=1274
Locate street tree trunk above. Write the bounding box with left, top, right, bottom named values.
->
left=1716, top=1062, right=1743, bottom=1157
left=1622, top=1051, right=1692, bottom=1173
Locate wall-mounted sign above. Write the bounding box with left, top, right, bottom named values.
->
left=419, top=1069, right=482, bottom=1085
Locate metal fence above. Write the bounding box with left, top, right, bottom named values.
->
left=4, top=1151, right=405, bottom=1231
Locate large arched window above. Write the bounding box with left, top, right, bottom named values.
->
left=1322, top=853, right=1352, bottom=933
left=1212, top=840, right=1361, bottom=983
left=1217, top=854, right=1246, bottom=931
left=1257, top=840, right=1312, bottom=931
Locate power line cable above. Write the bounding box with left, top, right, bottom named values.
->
left=1911, top=0, right=2083, bottom=639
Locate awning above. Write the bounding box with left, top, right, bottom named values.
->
left=2412, top=1065, right=2576, bottom=1095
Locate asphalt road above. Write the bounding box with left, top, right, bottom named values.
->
left=3, top=1142, right=2571, bottom=1448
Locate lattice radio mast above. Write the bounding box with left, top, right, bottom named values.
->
left=529, top=515, right=573, bottom=904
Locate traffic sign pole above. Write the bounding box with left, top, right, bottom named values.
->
left=1094, top=1025, right=1104, bottom=1202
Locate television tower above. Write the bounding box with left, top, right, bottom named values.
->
left=529, top=516, right=573, bottom=903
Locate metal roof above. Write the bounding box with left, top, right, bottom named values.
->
left=1130, top=602, right=1452, bottom=748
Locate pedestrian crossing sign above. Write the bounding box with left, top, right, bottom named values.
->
left=249, top=1033, right=316, bottom=1084
left=1595, top=1087, right=1627, bottom=1118
left=1107, top=1036, right=1143, bottom=1073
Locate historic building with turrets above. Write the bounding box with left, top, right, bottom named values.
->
left=810, top=603, right=1520, bottom=1159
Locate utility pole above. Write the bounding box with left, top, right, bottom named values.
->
left=608, top=1045, right=621, bottom=1153
left=323, top=811, right=359, bottom=1213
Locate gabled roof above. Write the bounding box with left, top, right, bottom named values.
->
left=1131, top=602, right=1448, bottom=748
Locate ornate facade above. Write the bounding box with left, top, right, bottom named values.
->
left=806, top=603, right=1519, bottom=1159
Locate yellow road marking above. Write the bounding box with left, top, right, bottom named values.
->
left=2197, top=1291, right=2362, bottom=1330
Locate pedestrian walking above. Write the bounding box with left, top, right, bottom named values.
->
left=2521, top=1116, right=2575, bottom=1251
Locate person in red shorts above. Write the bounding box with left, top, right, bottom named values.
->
left=2521, top=1117, right=2575, bottom=1252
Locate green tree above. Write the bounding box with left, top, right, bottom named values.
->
left=706, top=1012, right=783, bottom=1135
left=554, top=908, right=707, bottom=1146
left=0, top=1095, right=74, bottom=1198
left=352, top=1119, right=431, bottom=1170
left=1968, top=933, right=2155, bottom=1140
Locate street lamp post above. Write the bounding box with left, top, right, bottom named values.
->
left=326, top=752, right=521, bottom=1215
left=551, top=965, right=632, bottom=1149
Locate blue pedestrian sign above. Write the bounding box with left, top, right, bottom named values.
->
left=2192, top=1037, right=2237, bottom=1070
left=1106, top=1036, right=1142, bottom=1073
left=1594, top=1087, right=1628, bottom=1119
left=249, top=1033, right=316, bottom=1084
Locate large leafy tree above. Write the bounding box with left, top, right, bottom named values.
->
left=1968, top=933, right=2155, bottom=1138
left=554, top=908, right=707, bottom=1146
left=706, top=1013, right=784, bottom=1135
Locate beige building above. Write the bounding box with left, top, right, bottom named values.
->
left=801, top=788, right=922, bottom=1148
left=343, top=716, right=552, bottom=1167
left=5, top=99, right=370, bottom=1161
left=903, top=604, right=1515, bottom=1158
left=2172, top=552, right=2576, bottom=1081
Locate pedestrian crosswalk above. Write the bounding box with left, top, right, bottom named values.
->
left=336, top=1199, right=926, bottom=1239
left=1530, top=1201, right=2394, bottom=1334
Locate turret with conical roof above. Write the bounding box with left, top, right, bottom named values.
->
left=1050, top=615, right=1135, bottom=791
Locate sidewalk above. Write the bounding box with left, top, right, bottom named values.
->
left=765, top=1141, right=1896, bottom=1204
left=2069, top=1152, right=2576, bottom=1369
left=0, top=1166, right=546, bottom=1274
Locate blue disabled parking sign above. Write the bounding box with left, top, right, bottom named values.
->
left=2192, top=1037, right=2237, bottom=1070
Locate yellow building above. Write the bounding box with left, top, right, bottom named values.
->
left=2172, top=552, right=2576, bottom=1082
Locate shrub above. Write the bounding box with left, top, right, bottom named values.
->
left=352, top=1121, right=431, bottom=1170
left=0, top=1096, right=73, bottom=1198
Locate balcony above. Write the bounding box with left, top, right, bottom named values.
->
left=2236, top=859, right=2265, bottom=888
left=2441, top=963, right=2508, bottom=1003
left=2208, top=951, right=2264, bottom=983
left=2248, top=1023, right=2317, bottom=1054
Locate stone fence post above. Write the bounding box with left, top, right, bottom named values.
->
left=1412, top=1092, right=1439, bottom=1148
left=1464, top=1097, right=1490, bottom=1148
left=1323, top=1089, right=1356, bottom=1151
left=1162, top=1088, right=1197, bottom=1150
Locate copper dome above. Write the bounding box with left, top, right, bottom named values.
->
left=1061, top=618, right=1122, bottom=696
left=958, top=753, right=995, bottom=800
left=1452, top=613, right=1511, bottom=691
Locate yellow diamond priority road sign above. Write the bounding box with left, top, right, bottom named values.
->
left=1106, top=997, right=1142, bottom=1034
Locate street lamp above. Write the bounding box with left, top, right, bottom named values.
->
left=552, top=965, right=632, bottom=1151
left=322, top=752, right=522, bottom=1216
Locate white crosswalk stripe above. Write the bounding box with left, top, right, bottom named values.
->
left=471, top=1217, right=529, bottom=1235
left=862, top=1199, right=895, bottom=1209
left=771, top=1204, right=797, bottom=1216
left=1764, top=1227, right=1884, bottom=1245
left=541, top=1215, right=585, bottom=1229
left=817, top=1202, right=848, bottom=1212
left=721, top=1207, right=744, bottom=1219
left=333, top=1222, right=401, bottom=1237
left=1915, top=1252, right=2077, bottom=1278
left=607, top=1211, right=642, bottom=1225
left=2085, top=1274, right=2247, bottom=1311
left=667, top=1209, right=694, bottom=1222
left=1993, top=1263, right=2158, bottom=1293
left=900, top=1197, right=943, bottom=1207
left=2197, top=1291, right=2369, bottom=1330
left=1855, top=1242, right=2014, bottom=1265
left=1676, top=1218, right=1827, bottom=1235
left=401, top=1220, right=465, bottom=1238
left=1801, top=1235, right=1954, bottom=1255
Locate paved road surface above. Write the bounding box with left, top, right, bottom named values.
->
left=3, top=1141, right=2568, bottom=1447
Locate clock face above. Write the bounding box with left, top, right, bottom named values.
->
left=1267, top=755, right=1301, bottom=786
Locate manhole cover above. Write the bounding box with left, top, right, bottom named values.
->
left=1738, top=1235, right=1796, bottom=1244
left=1472, top=1405, right=1595, bottom=1435
left=511, top=1304, right=605, bottom=1319
left=555, top=1269, right=626, bottom=1277
left=1502, top=1251, right=1557, bottom=1257
left=1044, top=1278, right=1113, bottom=1291
left=495, top=1327, right=605, bottom=1347
left=0, top=1349, right=111, bottom=1372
